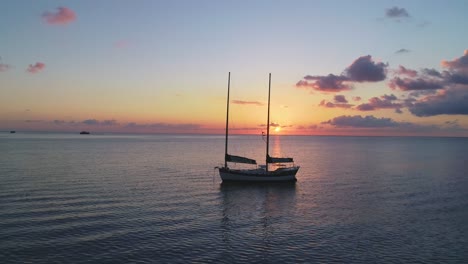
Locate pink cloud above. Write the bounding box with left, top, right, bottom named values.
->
left=42, top=7, right=76, bottom=25
left=0, top=63, right=11, bottom=72
left=441, top=50, right=468, bottom=71
left=352, top=96, right=362, bottom=102
left=114, top=40, right=130, bottom=49
left=27, top=62, right=46, bottom=74
left=396, top=65, right=418, bottom=77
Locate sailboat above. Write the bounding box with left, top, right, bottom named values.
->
left=218, top=73, right=299, bottom=182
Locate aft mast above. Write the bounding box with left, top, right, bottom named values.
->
left=224, top=72, right=231, bottom=168
left=266, top=73, right=271, bottom=172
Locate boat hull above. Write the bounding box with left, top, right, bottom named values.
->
left=219, top=167, right=299, bottom=182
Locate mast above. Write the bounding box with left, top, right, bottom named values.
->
left=224, top=72, right=231, bottom=168
left=266, top=73, right=271, bottom=172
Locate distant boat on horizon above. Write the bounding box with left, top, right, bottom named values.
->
left=218, top=73, right=299, bottom=182
left=79, top=131, right=90, bottom=135
left=10, top=131, right=16, bottom=134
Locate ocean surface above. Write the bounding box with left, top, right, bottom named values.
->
left=1, top=133, right=467, bottom=263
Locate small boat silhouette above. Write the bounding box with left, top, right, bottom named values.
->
left=79, top=131, right=90, bottom=135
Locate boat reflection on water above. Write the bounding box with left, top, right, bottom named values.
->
left=219, top=182, right=297, bottom=256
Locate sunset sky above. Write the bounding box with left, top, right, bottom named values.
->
left=1, top=0, right=468, bottom=136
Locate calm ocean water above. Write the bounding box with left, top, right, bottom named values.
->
left=1, top=133, right=467, bottom=263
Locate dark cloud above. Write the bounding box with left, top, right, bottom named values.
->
left=381, top=94, right=398, bottom=101
left=297, top=55, right=386, bottom=93
left=321, top=115, right=465, bottom=134
left=409, top=87, right=468, bottom=117
left=334, top=95, right=348, bottom=103
left=232, top=100, right=264, bottom=106
left=386, top=6, right=410, bottom=18
left=356, top=104, right=375, bottom=111
left=297, top=74, right=351, bottom=92
left=396, top=49, right=410, bottom=54
left=356, top=94, right=402, bottom=111
left=345, top=55, right=388, bottom=82
left=389, top=77, right=444, bottom=91
left=421, top=68, right=443, bottom=78
left=447, top=73, right=468, bottom=85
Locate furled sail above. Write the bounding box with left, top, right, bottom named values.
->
left=226, top=154, right=257, bottom=164
left=267, top=155, right=294, bottom=163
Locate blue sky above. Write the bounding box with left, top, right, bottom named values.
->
left=1, top=0, right=468, bottom=136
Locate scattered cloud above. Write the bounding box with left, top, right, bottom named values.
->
left=42, top=7, right=76, bottom=25
left=385, top=6, right=410, bottom=19
left=356, top=95, right=402, bottom=112
left=390, top=51, right=468, bottom=93
left=297, top=74, right=351, bottom=92
left=27, top=62, right=46, bottom=74
left=396, top=48, right=411, bottom=54
left=319, top=100, right=353, bottom=109
left=232, top=100, right=264, bottom=106
left=297, top=55, right=387, bottom=92
left=352, top=96, right=361, bottom=102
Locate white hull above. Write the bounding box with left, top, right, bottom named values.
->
left=219, top=167, right=298, bottom=182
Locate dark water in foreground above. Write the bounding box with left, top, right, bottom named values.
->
left=1, top=133, right=468, bottom=263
